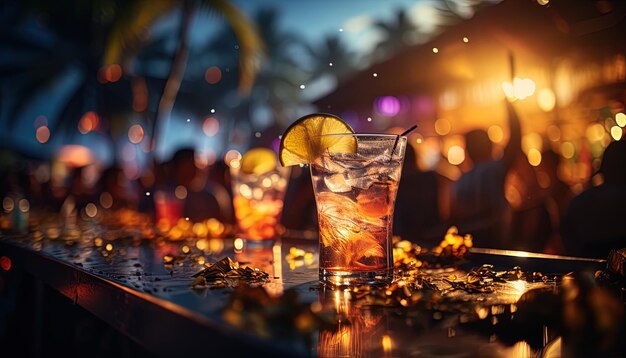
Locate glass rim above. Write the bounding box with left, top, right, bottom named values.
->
left=315, top=133, right=408, bottom=140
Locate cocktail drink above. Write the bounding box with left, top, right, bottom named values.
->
left=310, top=134, right=406, bottom=286
left=278, top=113, right=409, bottom=286
left=154, top=190, right=183, bottom=228
left=230, top=148, right=289, bottom=240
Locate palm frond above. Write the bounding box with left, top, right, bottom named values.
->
left=201, top=0, right=265, bottom=95
left=104, top=0, right=176, bottom=67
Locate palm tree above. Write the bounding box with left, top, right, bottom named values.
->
left=199, top=7, right=309, bottom=133
left=371, top=8, right=419, bottom=62
left=0, top=0, right=263, bottom=158
left=369, top=1, right=498, bottom=64
left=105, top=0, right=264, bottom=152
left=306, top=35, right=357, bottom=83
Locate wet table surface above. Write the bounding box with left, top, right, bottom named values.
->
left=0, top=222, right=609, bottom=358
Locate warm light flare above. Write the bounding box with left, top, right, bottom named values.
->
left=527, top=148, right=542, bottom=166
left=561, top=142, right=575, bottom=159
left=537, top=88, right=556, bottom=111
left=204, top=66, right=222, bottom=84
left=175, top=185, right=188, bottom=200
left=36, top=126, right=50, bottom=143
left=547, top=125, right=561, bottom=142
left=586, top=123, right=605, bottom=142
left=128, top=124, right=145, bottom=144
left=203, top=117, right=220, bottom=137
left=434, top=118, right=451, bottom=135
left=3, top=197, right=14, bottom=212
left=522, top=133, right=543, bottom=155
left=85, top=203, right=98, bottom=217
left=106, top=64, right=122, bottom=82
left=610, top=126, right=623, bottom=141
left=616, top=113, right=626, bottom=127
left=78, top=111, right=99, bottom=134
left=57, top=145, right=94, bottom=167
left=487, top=125, right=503, bottom=143
left=382, top=335, right=392, bottom=354
left=447, top=145, right=465, bottom=165
left=224, top=150, right=242, bottom=166
left=0, top=256, right=11, bottom=271
left=502, top=77, right=535, bottom=100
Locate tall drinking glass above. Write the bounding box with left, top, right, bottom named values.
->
left=310, top=134, right=407, bottom=286
left=230, top=158, right=290, bottom=240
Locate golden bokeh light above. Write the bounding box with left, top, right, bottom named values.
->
left=175, top=185, right=188, bottom=200
left=522, top=133, right=543, bottom=155
left=434, top=118, right=451, bottom=135
left=527, top=148, right=542, bottom=166
left=234, top=238, right=244, bottom=251
left=85, top=203, right=98, bottom=217
left=547, top=125, right=561, bottom=142
left=229, top=159, right=241, bottom=169
left=3, top=197, right=14, bottom=212
left=586, top=123, right=605, bottom=142
left=196, top=238, right=208, bottom=250
left=610, top=125, right=623, bottom=141
left=502, top=77, right=536, bottom=100
left=382, top=335, right=393, bottom=353
left=447, top=145, right=465, bottom=165
left=487, top=125, right=503, bottom=143
left=224, top=149, right=242, bottom=166
left=537, top=88, right=556, bottom=111
left=561, top=142, right=575, bottom=159
left=616, top=112, right=626, bottom=127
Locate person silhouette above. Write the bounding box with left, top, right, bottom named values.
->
left=169, top=148, right=223, bottom=223
left=561, top=140, right=626, bottom=258
left=148, top=148, right=223, bottom=224
left=539, top=149, right=574, bottom=254
left=393, top=143, right=441, bottom=244
left=451, top=100, right=521, bottom=248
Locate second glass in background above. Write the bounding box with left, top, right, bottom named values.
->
left=230, top=148, right=290, bottom=240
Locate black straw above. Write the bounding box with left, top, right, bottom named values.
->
left=399, top=124, right=418, bottom=137
left=391, top=124, right=418, bottom=158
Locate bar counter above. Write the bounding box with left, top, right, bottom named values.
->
left=0, top=218, right=621, bottom=358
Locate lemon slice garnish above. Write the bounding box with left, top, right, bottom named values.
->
left=240, top=147, right=278, bottom=175
left=279, top=113, right=356, bottom=166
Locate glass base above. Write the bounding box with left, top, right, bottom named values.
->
left=319, top=268, right=393, bottom=287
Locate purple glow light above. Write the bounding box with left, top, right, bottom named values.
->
left=375, top=96, right=400, bottom=116
left=272, top=137, right=280, bottom=154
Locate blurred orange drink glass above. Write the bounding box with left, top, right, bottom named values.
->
left=230, top=148, right=289, bottom=240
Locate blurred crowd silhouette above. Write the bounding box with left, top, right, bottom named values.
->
left=1, top=101, right=625, bottom=259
